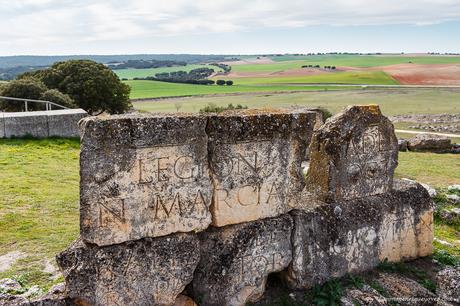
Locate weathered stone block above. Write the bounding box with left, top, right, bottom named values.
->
left=285, top=180, right=433, bottom=289
left=190, top=214, right=293, bottom=306
left=56, top=233, right=199, bottom=306
left=378, top=180, right=434, bottom=262
left=407, top=133, right=452, bottom=152
left=79, top=114, right=213, bottom=246
left=3, top=112, right=49, bottom=138
left=307, top=105, right=398, bottom=203
left=207, top=109, right=317, bottom=227
left=47, top=109, right=87, bottom=137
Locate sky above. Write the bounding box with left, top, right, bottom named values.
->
left=1, top=0, right=460, bottom=55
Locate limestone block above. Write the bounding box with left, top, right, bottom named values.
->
left=307, top=105, right=398, bottom=203
left=47, top=109, right=87, bottom=137
left=190, top=214, right=293, bottom=306
left=3, top=112, right=49, bottom=138
left=377, top=180, right=434, bottom=262
left=79, top=114, right=213, bottom=246
left=285, top=180, right=433, bottom=289
left=207, top=109, right=317, bottom=227
left=407, top=133, right=452, bottom=152
left=56, top=233, right=199, bottom=306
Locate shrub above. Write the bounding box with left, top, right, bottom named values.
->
left=40, top=89, right=77, bottom=109
left=0, top=78, right=47, bottom=111
left=317, top=106, right=333, bottom=121
left=216, top=80, right=226, bottom=86
left=226, top=80, right=234, bottom=86
left=199, top=103, right=247, bottom=113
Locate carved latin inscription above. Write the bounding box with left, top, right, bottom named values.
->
left=82, top=144, right=212, bottom=246
left=339, top=124, right=396, bottom=199
left=209, top=140, right=289, bottom=227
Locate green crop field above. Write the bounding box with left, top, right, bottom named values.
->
left=114, top=64, right=223, bottom=80
left=0, top=138, right=458, bottom=291
left=126, top=72, right=397, bottom=99
left=268, top=54, right=460, bottom=66
left=126, top=80, right=353, bottom=99
left=133, top=88, right=460, bottom=115
left=227, top=71, right=398, bottom=85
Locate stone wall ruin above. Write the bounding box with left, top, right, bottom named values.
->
left=57, top=106, right=434, bottom=306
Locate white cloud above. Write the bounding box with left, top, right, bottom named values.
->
left=0, top=0, right=459, bottom=54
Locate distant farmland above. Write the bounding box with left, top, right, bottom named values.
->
left=121, top=54, right=460, bottom=99
left=268, top=54, right=460, bottom=66
left=114, top=64, right=223, bottom=80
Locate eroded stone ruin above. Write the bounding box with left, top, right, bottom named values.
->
left=56, top=105, right=434, bottom=305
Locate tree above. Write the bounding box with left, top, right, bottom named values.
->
left=226, top=80, right=234, bottom=86
left=20, top=60, right=131, bottom=115
left=0, top=78, right=47, bottom=111
left=40, top=89, right=77, bottom=109
left=216, top=79, right=226, bottom=86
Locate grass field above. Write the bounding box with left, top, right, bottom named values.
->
left=0, top=138, right=458, bottom=291
left=133, top=88, right=460, bottom=115
left=0, top=138, right=79, bottom=289
left=227, top=71, right=398, bottom=85
left=268, top=54, right=460, bottom=66
left=395, top=152, right=460, bottom=187
left=114, top=64, right=223, bottom=80
left=126, top=80, right=353, bottom=99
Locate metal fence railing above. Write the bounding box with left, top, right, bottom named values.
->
left=0, top=95, right=68, bottom=112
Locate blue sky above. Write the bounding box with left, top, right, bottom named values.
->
left=1, top=0, right=460, bottom=55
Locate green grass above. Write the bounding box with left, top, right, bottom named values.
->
left=395, top=152, right=460, bottom=188
left=133, top=88, right=460, bottom=115
left=227, top=71, right=398, bottom=85
left=126, top=80, right=352, bottom=99
left=0, top=138, right=79, bottom=289
left=114, top=64, right=223, bottom=80
left=268, top=54, right=460, bottom=67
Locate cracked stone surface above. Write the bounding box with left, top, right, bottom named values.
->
left=207, top=109, right=318, bottom=227
left=79, top=109, right=319, bottom=245
left=285, top=180, right=433, bottom=289
left=79, top=113, right=213, bottom=246
left=190, top=214, right=293, bottom=306
left=307, top=105, right=398, bottom=203
left=56, top=233, right=199, bottom=306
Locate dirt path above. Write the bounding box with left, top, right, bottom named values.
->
left=395, top=129, right=460, bottom=138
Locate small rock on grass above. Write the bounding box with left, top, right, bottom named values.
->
left=446, top=194, right=460, bottom=204
left=0, top=278, right=22, bottom=293
left=440, top=208, right=460, bottom=223
left=447, top=185, right=460, bottom=193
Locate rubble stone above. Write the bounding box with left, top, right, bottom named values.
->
left=190, top=214, right=293, bottom=306
left=307, top=105, right=398, bottom=203
left=56, top=234, right=199, bottom=306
